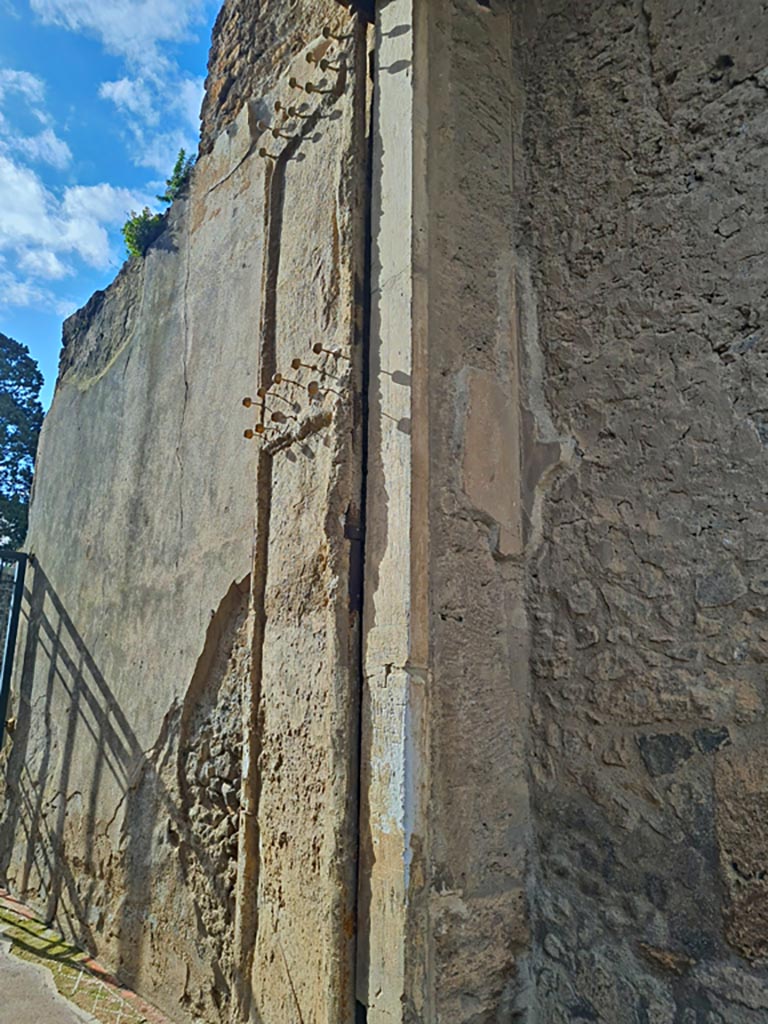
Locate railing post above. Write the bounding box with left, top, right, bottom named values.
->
left=0, top=553, right=28, bottom=752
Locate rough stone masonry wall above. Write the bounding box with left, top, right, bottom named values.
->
left=516, top=0, right=768, bottom=1019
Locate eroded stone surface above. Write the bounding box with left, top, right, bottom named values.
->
left=715, top=743, right=768, bottom=962
left=518, top=0, right=768, bottom=1016
left=200, top=0, right=352, bottom=154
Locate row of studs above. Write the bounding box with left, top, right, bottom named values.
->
left=243, top=20, right=355, bottom=441
left=243, top=344, right=350, bottom=439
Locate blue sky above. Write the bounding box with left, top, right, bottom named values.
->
left=0, top=0, right=221, bottom=406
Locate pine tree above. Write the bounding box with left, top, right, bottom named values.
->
left=0, top=333, right=44, bottom=548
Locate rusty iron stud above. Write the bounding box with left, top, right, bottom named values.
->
left=244, top=424, right=270, bottom=439
left=308, top=379, right=342, bottom=399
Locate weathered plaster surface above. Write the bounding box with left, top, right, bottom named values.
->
left=423, top=2, right=537, bottom=1020
left=517, top=0, right=768, bottom=1018
left=0, top=3, right=369, bottom=1022
left=0, top=176, right=259, bottom=1019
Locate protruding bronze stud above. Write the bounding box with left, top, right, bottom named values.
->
left=312, top=342, right=350, bottom=360
left=291, top=358, right=318, bottom=372
left=287, top=106, right=312, bottom=119
left=308, top=379, right=342, bottom=398
left=257, top=119, right=294, bottom=140
left=305, top=82, right=334, bottom=95
left=289, top=77, right=304, bottom=91
left=273, top=373, right=302, bottom=388
left=259, top=147, right=276, bottom=160
left=243, top=396, right=255, bottom=408
left=244, top=424, right=269, bottom=439
left=271, top=410, right=298, bottom=424
left=322, top=25, right=349, bottom=41
left=319, top=58, right=341, bottom=73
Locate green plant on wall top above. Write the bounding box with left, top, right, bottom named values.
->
left=121, top=149, right=195, bottom=259
left=121, top=207, right=166, bottom=259
left=156, top=148, right=195, bottom=204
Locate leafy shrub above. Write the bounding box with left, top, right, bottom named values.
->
left=121, top=207, right=166, bottom=259
left=156, top=148, right=195, bottom=204
left=121, top=149, right=195, bottom=259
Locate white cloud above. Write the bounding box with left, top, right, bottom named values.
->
left=0, top=68, right=72, bottom=168
left=0, top=2, right=212, bottom=318
left=14, top=128, right=72, bottom=169
left=0, top=69, right=45, bottom=105
left=177, top=76, right=205, bottom=133
left=19, top=250, right=71, bottom=280
left=26, top=1, right=209, bottom=176
left=99, top=77, right=159, bottom=125
left=99, top=71, right=203, bottom=174
left=0, top=155, right=151, bottom=311
left=29, top=0, right=208, bottom=67
left=0, top=267, right=54, bottom=309
left=55, top=297, right=80, bottom=318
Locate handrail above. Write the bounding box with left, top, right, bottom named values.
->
left=0, top=552, right=28, bottom=752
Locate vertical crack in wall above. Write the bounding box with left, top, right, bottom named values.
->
left=351, top=23, right=375, bottom=1021
left=175, top=221, right=192, bottom=551
left=230, top=152, right=278, bottom=1024
left=232, top=58, right=363, bottom=1020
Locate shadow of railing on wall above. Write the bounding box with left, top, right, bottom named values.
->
left=0, top=558, right=237, bottom=1015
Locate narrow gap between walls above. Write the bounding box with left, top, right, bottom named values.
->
left=352, top=11, right=376, bottom=1024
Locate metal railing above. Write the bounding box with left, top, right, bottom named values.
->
left=0, top=551, right=27, bottom=752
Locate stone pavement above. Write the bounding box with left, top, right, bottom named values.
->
left=0, top=931, right=94, bottom=1023
left=0, top=891, right=174, bottom=1024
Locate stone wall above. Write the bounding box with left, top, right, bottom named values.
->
left=516, top=0, right=768, bottom=1018
left=3, top=0, right=768, bottom=1021
left=0, top=2, right=370, bottom=1021
left=200, top=0, right=352, bottom=153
